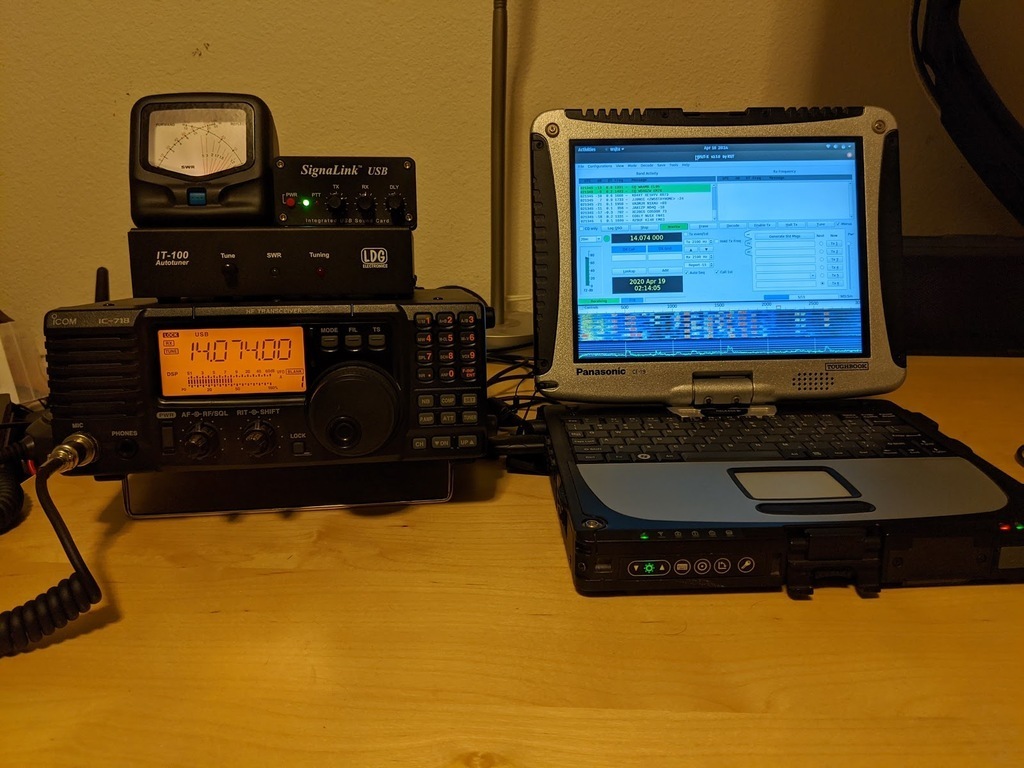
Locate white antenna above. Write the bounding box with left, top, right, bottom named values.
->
left=486, top=0, right=532, bottom=349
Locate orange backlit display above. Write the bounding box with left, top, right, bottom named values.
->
left=158, top=327, right=306, bottom=397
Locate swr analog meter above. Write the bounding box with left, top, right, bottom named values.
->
left=129, top=92, right=277, bottom=226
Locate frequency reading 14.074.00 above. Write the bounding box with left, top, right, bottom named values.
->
left=157, top=326, right=307, bottom=397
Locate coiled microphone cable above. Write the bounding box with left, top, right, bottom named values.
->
left=1, top=434, right=102, bottom=657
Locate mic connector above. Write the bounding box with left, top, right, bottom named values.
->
left=47, top=433, right=100, bottom=474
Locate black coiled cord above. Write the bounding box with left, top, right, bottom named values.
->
left=1, top=454, right=102, bottom=657
left=0, top=461, right=24, bottom=533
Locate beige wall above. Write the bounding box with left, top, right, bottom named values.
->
left=2, top=0, right=1022, bottom=351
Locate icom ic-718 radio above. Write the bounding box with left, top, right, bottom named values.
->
left=43, top=289, right=487, bottom=479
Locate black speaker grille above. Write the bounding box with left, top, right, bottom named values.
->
left=45, top=334, right=144, bottom=419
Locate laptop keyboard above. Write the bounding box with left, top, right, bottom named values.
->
left=562, top=410, right=954, bottom=463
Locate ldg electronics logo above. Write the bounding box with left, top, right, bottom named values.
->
left=361, top=248, right=388, bottom=269
left=575, top=367, right=627, bottom=376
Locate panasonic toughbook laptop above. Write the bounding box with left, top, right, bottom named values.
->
left=530, top=107, right=1024, bottom=596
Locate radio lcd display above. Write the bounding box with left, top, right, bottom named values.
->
left=158, top=327, right=306, bottom=397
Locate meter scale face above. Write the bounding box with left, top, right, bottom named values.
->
left=129, top=92, right=274, bottom=225
left=147, top=106, right=250, bottom=179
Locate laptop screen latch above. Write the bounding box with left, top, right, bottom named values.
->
left=673, top=375, right=776, bottom=417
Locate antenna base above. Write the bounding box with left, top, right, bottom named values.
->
left=486, top=309, right=533, bottom=351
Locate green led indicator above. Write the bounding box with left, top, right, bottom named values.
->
left=643, top=562, right=656, bottom=574
left=301, top=198, right=312, bottom=208
left=640, top=532, right=650, bottom=540
left=1016, top=523, right=1024, bottom=531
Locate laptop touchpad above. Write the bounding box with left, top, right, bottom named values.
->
left=731, top=468, right=856, bottom=500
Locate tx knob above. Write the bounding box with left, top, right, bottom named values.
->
left=326, top=193, right=346, bottom=215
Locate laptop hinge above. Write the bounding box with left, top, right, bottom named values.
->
left=670, top=375, right=777, bottom=418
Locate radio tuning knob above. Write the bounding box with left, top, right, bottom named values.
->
left=308, top=363, right=399, bottom=457
left=241, top=420, right=276, bottom=457
left=183, top=423, right=218, bottom=461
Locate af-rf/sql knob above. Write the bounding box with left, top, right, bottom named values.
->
left=183, top=423, right=219, bottom=461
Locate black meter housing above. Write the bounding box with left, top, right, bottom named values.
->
left=129, top=93, right=277, bottom=227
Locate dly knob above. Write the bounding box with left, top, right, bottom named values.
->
left=386, top=193, right=406, bottom=223
left=308, top=363, right=400, bottom=457
left=182, top=423, right=218, bottom=461
left=241, top=420, right=276, bottom=458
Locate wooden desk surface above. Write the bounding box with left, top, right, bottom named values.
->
left=3, top=356, right=1023, bottom=766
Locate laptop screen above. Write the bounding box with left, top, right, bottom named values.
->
left=533, top=107, right=904, bottom=405
left=570, top=138, right=867, bottom=362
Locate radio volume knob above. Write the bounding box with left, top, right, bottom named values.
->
left=241, top=421, right=276, bottom=457
left=183, top=423, right=218, bottom=461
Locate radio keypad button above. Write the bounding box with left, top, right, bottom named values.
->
left=412, top=437, right=428, bottom=450
left=436, top=312, right=455, bottom=328
left=437, top=330, right=455, bottom=346
left=344, top=334, right=362, bottom=349
left=438, top=349, right=455, bottom=364
left=460, top=366, right=478, bottom=382
left=461, top=411, right=479, bottom=425
left=458, top=435, right=479, bottom=449
left=440, top=411, right=457, bottom=426
left=439, top=394, right=457, bottom=407
left=368, top=333, right=386, bottom=350
left=416, top=349, right=434, bottom=364
left=458, top=311, right=477, bottom=327
left=461, top=393, right=478, bottom=406
left=161, top=425, right=176, bottom=453
left=414, top=313, right=433, bottom=328
left=458, top=331, right=477, bottom=345
left=320, top=334, right=340, bottom=351
left=415, top=331, right=433, bottom=346
left=459, top=349, right=477, bottom=362
left=418, top=394, right=435, bottom=408
left=438, top=367, right=456, bottom=383
left=416, top=368, right=435, bottom=383
left=418, top=412, right=436, bottom=426
left=292, top=441, right=306, bottom=456
left=431, top=436, right=452, bottom=450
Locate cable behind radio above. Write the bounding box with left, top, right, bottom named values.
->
left=1, top=435, right=102, bottom=657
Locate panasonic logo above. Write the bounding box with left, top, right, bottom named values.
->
left=300, top=164, right=362, bottom=178
left=576, top=367, right=627, bottom=376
